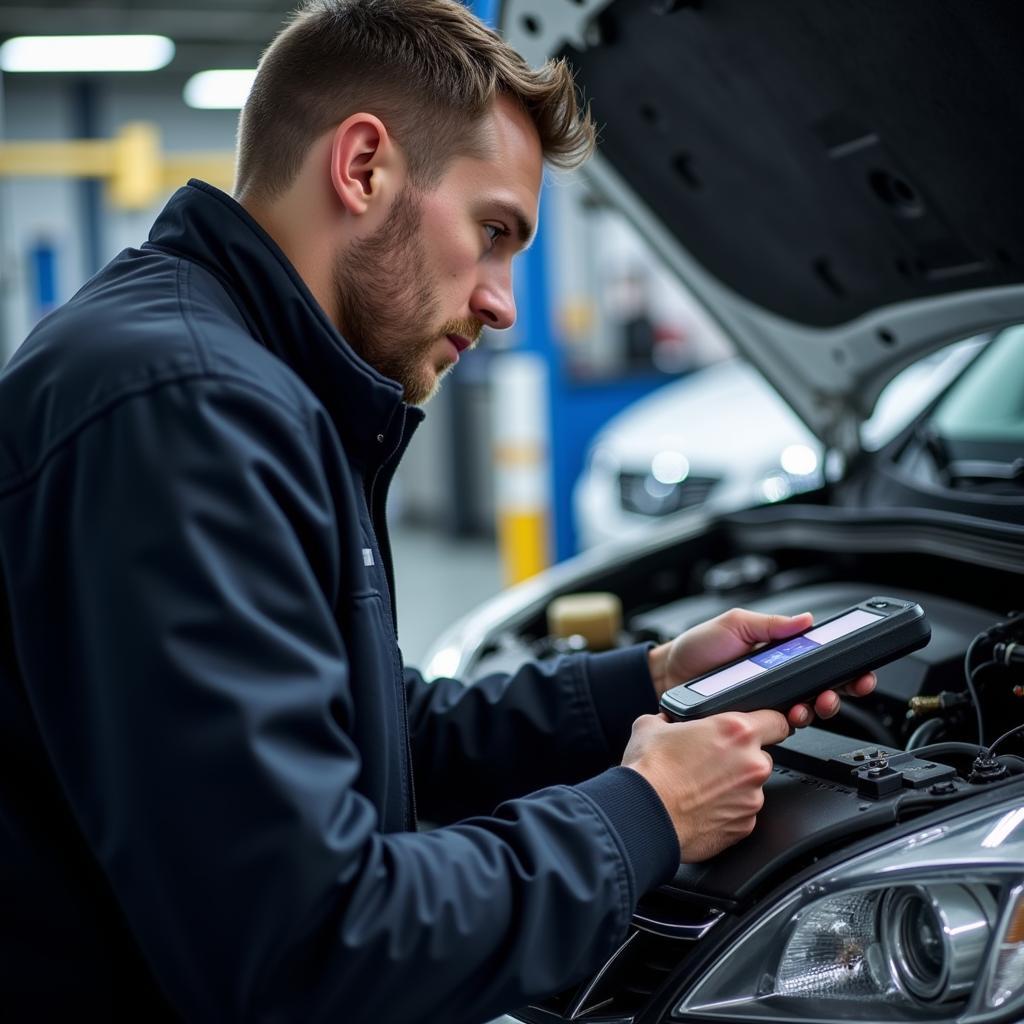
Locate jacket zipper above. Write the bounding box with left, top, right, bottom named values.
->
left=368, top=447, right=418, bottom=831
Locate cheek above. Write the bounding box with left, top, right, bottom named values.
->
left=422, top=210, right=478, bottom=275
left=439, top=235, right=478, bottom=277
left=417, top=209, right=479, bottom=297
left=434, top=245, right=477, bottom=295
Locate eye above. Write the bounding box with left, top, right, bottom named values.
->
left=484, top=223, right=509, bottom=249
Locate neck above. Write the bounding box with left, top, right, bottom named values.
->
left=238, top=185, right=340, bottom=327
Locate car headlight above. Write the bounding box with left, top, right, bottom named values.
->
left=772, top=883, right=996, bottom=1005
left=675, top=796, right=1024, bottom=1021
left=618, top=469, right=720, bottom=517
left=758, top=445, right=823, bottom=504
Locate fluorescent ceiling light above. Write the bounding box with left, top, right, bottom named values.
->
left=184, top=69, right=257, bottom=110
left=0, top=35, right=175, bottom=73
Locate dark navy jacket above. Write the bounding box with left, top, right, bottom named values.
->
left=0, top=180, right=678, bottom=1022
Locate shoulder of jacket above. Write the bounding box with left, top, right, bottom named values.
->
left=0, top=249, right=321, bottom=487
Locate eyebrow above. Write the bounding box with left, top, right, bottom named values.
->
left=489, top=201, right=536, bottom=250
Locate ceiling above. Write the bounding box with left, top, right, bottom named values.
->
left=0, top=0, right=298, bottom=74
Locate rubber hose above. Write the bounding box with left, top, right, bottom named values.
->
left=834, top=700, right=896, bottom=747
left=905, top=716, right=946, bottom=750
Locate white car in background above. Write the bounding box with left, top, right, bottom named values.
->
left=574, top=340, right=983, bottom=549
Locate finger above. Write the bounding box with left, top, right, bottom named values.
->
left=851, top=672, right=877, bottom=696
left=787, top=703, right=814, bottom=728
left=814, top=690, right=841, bottom=719
left=813, top=671, right=876, bottom=719
left=836, top=672, right=877, bottom=697
left=746, top=708, right=791, bottom=746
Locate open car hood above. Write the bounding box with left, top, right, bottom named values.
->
left=499, top=0, right=1024, bottom=457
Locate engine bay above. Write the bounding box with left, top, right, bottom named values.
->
left=462, top=506, right=1024, bottom=1022
left=468, top=507, right=1024, bottom=758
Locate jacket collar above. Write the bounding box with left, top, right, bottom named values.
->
left=144, top=179, right=423, bottom=466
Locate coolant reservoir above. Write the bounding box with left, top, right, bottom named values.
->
left=546, top=592, right=623, bottom=651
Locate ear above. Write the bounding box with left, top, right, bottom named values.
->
left=328, top=113, right=403, bottom=217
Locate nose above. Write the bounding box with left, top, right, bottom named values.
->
left=470, top=273, right=516, bottom=331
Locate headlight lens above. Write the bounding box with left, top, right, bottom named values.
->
left=887, top=888, right=946, bottom=999
left=882, top=885, right=994, bottom=1002
left=675, top=795, right=1024, bottom=1021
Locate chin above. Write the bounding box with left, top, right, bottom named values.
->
left=404, top=370, right=443, bottom=406
left=431, top=363, right=459, bottom=401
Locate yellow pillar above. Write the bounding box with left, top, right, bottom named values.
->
left=492, top=351, right=551, bottom=585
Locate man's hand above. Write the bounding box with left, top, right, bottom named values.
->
left=622, top=710, right=789, bottom=862
left=647, top=608, right=876, bottom=728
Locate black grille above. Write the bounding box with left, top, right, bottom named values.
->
left=571, top=928, right=683, bottom=1019
left=515, top=891, right=724, bottom=1022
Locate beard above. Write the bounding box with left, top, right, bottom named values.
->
left=333, top=188, right=476, bottom=406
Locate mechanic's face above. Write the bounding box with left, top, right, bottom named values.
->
left=334, top=96, right=542, bottom=405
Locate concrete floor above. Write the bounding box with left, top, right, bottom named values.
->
left=390, top=522, right=503, bottom=669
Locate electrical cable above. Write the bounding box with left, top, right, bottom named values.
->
left=970, top=660, right=1001, bottom=684
left=960, top=610, right=1024, bottom=754
left=908, top=742, right=986, bottom=761
left=968, top=660, right=1003, bottom=749
left=962, top=633, right=986, bottom=746
left=894, top=768, right=1024, bottom=816
left=988, top=721, right=1024, bottom=755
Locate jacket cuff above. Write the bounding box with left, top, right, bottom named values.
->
left=576, top=766, right=679, bottom=899
left=583, top=644, right=659, bottom=758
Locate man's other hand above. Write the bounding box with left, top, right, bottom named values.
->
left=622, top=709, right=789, bottom=862
left=647, top=608, right=876, bottom=729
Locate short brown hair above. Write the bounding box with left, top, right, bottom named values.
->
left=235, top=0, right=596, bottom=201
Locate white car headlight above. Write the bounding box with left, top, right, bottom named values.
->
left=675, top=796, right=1024, bottom=1021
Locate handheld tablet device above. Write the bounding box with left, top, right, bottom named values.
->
left=659, top=597, right=930, bottom=720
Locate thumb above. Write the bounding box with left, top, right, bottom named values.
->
left=731, top=610, right=812, bottom=646
left=746, top=708, right=791, bottom=747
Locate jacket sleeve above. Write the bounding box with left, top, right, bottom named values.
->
left=17, top=377, right=678, bottom=1024
left=404, top=646, right=660, bottom=824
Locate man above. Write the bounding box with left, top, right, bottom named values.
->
left=0, top=1, right=874, bottom=1021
